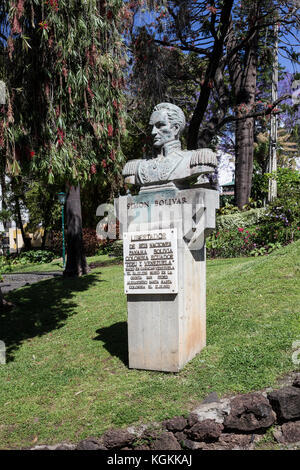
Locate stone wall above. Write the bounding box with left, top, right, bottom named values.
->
left=30, top=373, right=300, bottom=451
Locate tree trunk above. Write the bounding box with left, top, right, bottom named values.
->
left=235, top=117, right=254, bottom=208
left=197, top=60, right=230, bottom=149
left=0, top=286, right=14, bottom=311
left=234, top=54, right=257, bottom=209
left=15, top=194, right=31, bottom=251
left=63, top=184, right=89, bottom=277
left=227, top=6, right=259, bottom=209
left=41, top=229, right=47, bottom=250
left=0, top=171, right=9, bottom=231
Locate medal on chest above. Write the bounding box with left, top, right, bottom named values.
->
left=138, top=157, right=174, bottom=184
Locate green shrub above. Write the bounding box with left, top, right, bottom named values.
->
left=207, top=227, right=260, bottom=258
left=82, top=228, right=103, bottom=256
left=0, top=256, right=13, bottom=279
left=45, top=231, right=63, bottom=255
left=216, top=208, right=266, bottom=231
left=18, top=250, right=56, bottom=264
left=206, top=226, right=284, bottom=259
left=46, top=228, right=106, bottom=257
left=97, top=240, right=123, bottom=258
left=252, top=168, right=300, bottom=246
left=209, top=168, right=300, bottom=259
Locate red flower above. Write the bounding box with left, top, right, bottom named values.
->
left=101, top=159, right=107, bottom=168
left=46, top=0, right=59, bottom=11
left=62, top=66, right=68, bottom=78
left=39, top=21, right=49, bottom=31
left=238, top=227, right=244, bottom=232
left=87, top=83, right=94, bottom=99
left=57, top=128, right=64, bottom=146
left=30, top=150, right=35, bottom=158
left=90, top=163, right=97, bottom=174
left=107, top=124, right=113, bottom=137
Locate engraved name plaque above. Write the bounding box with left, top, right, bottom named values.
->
left=123, top=228, right=178, bottom=294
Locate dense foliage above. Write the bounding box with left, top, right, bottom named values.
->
left=207, top=169, right=300, bottom=259
left=1, top=0, right=127, bottom=196
left=46, top=227, right=105, bottom=256
left=17, top=249, right=56, bottom=264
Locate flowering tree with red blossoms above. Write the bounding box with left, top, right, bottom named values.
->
left=0, top=0, right=127, bottom=276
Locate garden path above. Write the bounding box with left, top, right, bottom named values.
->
left=1, top=272, right=62, bottom=293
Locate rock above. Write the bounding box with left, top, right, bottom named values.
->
left=174, top=431, right=186, bottom=443
left=181, top=439, right=202, bottom=450
left=224, top=393, right=276, bottom=432
left=31, top=443, right=76, bottom=451
left=274, top=421, right=300, bottom=444
left=141, top=428, right=161, bottom=441
left=133, top=444, right=151, bottom=450
left=76, top=438, right=106, bottom=450
left=268, top=386, right=300, bottom=421
left=201, top=392, right=219, bottom=404
left=127, top=424, right=148, bottom=438
left=293, top=375, right=300, bottom=388
left=189, top=398, right=231, bottom=425
left=197, top=434, right=256, bottom=451
left=30, top=445, right=51, bottom=451
left=187, top=413, right=199, bottom=428
left=150, top=432, right=181, bottom=450
left=186, top=419, right=223, bottom=442
left=55, top=443, right=76, bottom=450
left=217, top=433, right=254, bottom=450
left=102, top=429, right=135, bottom=450
left=163, top=416, right=188, bottom=432
left=272, top=427, right=283, bottom=443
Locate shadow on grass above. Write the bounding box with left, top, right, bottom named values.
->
left=0, top=273, right=101, bottom=362
left=94, top=321, right=128, bottom=367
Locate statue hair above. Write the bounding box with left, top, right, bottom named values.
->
left=152, top=102, right=186, bottom=136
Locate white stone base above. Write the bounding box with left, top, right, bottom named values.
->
left=116, top=187, right=218, bottom=372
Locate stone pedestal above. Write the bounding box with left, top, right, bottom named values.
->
left=116, top=186, right=219, bottom=372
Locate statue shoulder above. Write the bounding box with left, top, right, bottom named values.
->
left=122, top=159, right=141, bottom=177
left=189, top=148, right=218, bottom=167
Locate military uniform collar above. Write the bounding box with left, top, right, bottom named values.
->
left=161, top=140, right=181, bottom=157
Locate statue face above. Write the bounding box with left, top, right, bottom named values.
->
left=149, top=110, right=179, bottom=149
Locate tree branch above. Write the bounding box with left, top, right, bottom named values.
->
left=187, top=0, right=234, bottom=149
left=215, top=94, right=292, bottom=130
left=153, top=38, right=212, bottom=56
left=0, top=32, right=7, bottom=42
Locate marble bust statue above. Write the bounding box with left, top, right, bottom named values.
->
left=122, top=102, right=217, bottom=189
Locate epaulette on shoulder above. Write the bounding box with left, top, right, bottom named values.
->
left=190, top=149, right=217, bottom=167
left=122, top=159, right=140, bottom=177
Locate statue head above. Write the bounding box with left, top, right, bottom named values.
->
left=149, top=102, right=186, bottom=149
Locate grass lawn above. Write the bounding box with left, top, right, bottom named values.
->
left=6, top=253, right=116, bottom=274
left=0, top=242, right=300, bottom=448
